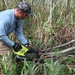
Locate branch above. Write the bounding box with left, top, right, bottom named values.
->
left=44, top=46, right=75, bottom=56
left=44, top=39, right=75, bottom=51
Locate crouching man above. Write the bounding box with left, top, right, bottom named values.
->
left=0, top=1, right=38, bottom=58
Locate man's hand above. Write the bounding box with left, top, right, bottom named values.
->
left=24, top=43, right=39, bottom=54
left=12, top=43, right=22, bottom=52
left=12, top=43, right=28, bottom=56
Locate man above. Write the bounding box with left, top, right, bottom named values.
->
left=0, top=1, right=38, bottom=56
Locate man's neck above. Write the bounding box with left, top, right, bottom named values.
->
left=14, top=8, right=20, bottom=20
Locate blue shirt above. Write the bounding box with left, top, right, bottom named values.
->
left=0, top=9, right=28, bottom=47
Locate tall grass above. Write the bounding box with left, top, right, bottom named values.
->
left=24, top=0, right=75, bottom=48
left=0, top=0, right=75, bottom=48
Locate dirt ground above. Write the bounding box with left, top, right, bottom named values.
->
left=0, top=41, right=11, bottom=56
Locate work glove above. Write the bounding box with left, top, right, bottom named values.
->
left=12, top=43, right=22, bottom=52
left=24, top=43, right=39, bottom=54
left=12, top=43, right=28, bottom=56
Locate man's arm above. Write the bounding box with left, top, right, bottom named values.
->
left=0, top=35, right=14, bottom=46
left=0, top=19, right=14, bottom=47
left=15, top=20, right=28, bottom=45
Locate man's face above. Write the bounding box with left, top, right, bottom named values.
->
left=18, top=10, right=28, bottom=19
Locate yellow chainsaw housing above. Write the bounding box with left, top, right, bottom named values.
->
left=12, top=45, right=28, bottom=56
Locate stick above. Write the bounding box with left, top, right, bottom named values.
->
left=44, top=46, right=75, bottom=56
left=44, top=39, right=75, bottom=51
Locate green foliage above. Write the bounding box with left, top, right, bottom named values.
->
left=0, top=53, right=17, bottom=75
left=0, top=53, right=75, bottom=75
left=44, top=60, right=62, bottom=75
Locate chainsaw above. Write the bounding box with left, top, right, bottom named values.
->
left=12, top=45, right=45, bottom=61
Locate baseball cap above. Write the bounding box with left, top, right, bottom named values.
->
left=16, top=1, right=33, bottom=16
